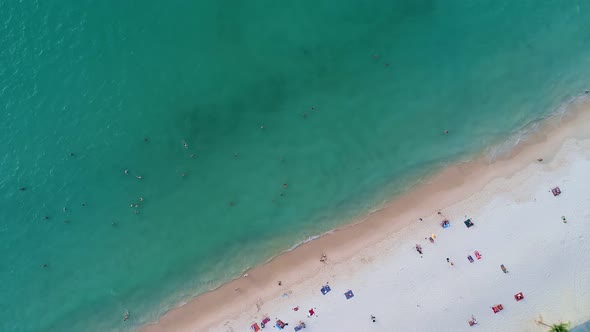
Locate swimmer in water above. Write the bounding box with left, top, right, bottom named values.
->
left=136, top=175, right=142, bottom=180
left=139, top=197, right=144, bottom=202
left=444, top=130, right=449, bottom=134
left=124, top=169, right=129, bottom=175
left=19, top=187, right=26, bottom=191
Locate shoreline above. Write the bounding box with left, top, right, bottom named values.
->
left=140, top=98, right=590, bottom=332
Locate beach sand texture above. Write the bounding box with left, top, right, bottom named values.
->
left=142, top=107, right=590, bottom=331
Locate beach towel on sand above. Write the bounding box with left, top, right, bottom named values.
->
left=250, top=322, right=261, bottom=332
left=321, top=285, right=331, bottom=295
left=345, top=290, right=354, bottom=299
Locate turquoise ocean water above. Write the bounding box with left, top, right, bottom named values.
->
left=1, top=1, right=590, bottom=331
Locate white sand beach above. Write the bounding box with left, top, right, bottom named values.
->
left=141, top=104, right=590, bottom=332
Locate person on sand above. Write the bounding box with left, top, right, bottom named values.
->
left=320, top=254, right=327, bottom=262
left=371, top=315, right=376, bottom=323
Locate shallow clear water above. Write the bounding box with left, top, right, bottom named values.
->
left=1, top=1, right=589, bottom=331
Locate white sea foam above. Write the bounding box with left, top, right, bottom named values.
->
left=484, top=93, right=589, bottom=162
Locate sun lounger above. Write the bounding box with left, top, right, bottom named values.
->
left=344, top=290, right=354, bottom=300
left=464, top=219, right=474, bottom=228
